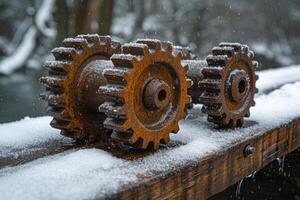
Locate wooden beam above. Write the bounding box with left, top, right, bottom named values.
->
left=111, top=118, right=300, bottom=200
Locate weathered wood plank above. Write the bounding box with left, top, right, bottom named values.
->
left=112, top=118, right=300, bottom=200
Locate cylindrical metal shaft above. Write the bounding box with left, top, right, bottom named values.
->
left=184, top=59, right=208, bottom=104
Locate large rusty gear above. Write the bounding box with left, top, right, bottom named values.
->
left=199, top=42, right=258, bottom=127
left=40, top=34, right=121, bottom=142
left=98, top=39, right=192, bottom=149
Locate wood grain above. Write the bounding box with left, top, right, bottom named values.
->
left=111, top=118, right=300, bottom=200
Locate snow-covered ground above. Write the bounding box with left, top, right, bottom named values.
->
left=0, top=66, right=300, bottom=200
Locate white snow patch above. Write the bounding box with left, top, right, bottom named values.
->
left=0, top=116, right=61, bottom=148
left=257, top=65, right=300, bottom=94
left=1, top=81, right=300, bottom=199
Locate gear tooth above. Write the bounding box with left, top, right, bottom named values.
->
left=51, top=47, right=77, bottom=61
left=255, top=87, right=259, bottom=94
left=248, top=50, right=255, bottom=58
left=173, top=46, right=193, bottom=60
left=207, top=115, right=223, bottom=125
left=50, top=118, right=71, bottom=130
left=237, top=118, right=244, bottom=127
left=253, top=61, right=258, bottom=68
left=161, top=41, right=173, bottom=53
left=230, top=119, right=237, bottom=127
left=242, top=45, right=249, bottom=54
left=199, top=92, right=221, bottom=104
left=182, top=64, right=189, bottom=73
left=103, top=67, right=131, bottom=83
left=245, top=110, right=251, bottom=117
left=98, top=84, right=125, bottom=99
left=122, top=43, right=150, bottom=56
left=255, top=74, right=259, bottom=81
left=111, top=54, right=137, bottom=68
left=251, top=100, right=256, bottom=106
left=176, top=51, right=183, bottom=60
left=136, top=38, right=162, bottom=51
left=76, top=34, right=101, bottom=44
left=44, top=61, right=70, bottom=73
left=62, top=38, right=89, bottom=49
left=206, top=54, right=228, bottom=66
left=112, top=40, right=121, bottom=50
left=141, top=138, right=150, bottom=149
left=98, top=102, right=126, bottom=118
left=40, top=92, right=65, bottom=106
left=103, top=118, right=129, bottom=132
left=98, top=35, right=112, bottom=46
left=198, top=79, right=222, bottom=90
left=219, top=42, right=242, bottom=51
left=201, top=105, right=223, bottom=116
left=201, top=66, right=223, bottom=79
left=212, top=46, right=234, bottom=57
left=111, top=131, right=133, bottom=143
left=46, top=106, right=71, bottom=121
left=40, top=76, right=65, bottom=88
left=187, top=79, right=193, bottom=88
left=152, top=141, right=160, bottom=150
left=162, top=134, right=170, bottom=144
left=171, top=125, right=180, bottom=133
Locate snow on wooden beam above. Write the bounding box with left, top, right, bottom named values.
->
left=0, top=81, right=300, bottom=199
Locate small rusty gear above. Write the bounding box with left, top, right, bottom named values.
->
left=98, top=39, right=192, bottom=149
left=40, top=34, right=121, bottom=142
left=199, top=42, right=258, bottom=127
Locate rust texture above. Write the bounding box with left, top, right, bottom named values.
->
left=40, top=34, right=258, bottom=149
left=180, top=43, right=258, bottom=127
left=99, top=39, right=192, bottom=149
left=40, top=34, right=121, bottom=143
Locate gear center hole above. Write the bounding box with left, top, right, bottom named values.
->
left=238, top=79, right=246, bottom=94
left=158, top=89, right=167, bottom=101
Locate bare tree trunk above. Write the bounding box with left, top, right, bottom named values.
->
left=129, top=0, right=145, bottom=41
left=74, top=0, right=89, bottom=34
left=98, top=0, right=114, bottom=35
left=54, top=0, right=69, bottom=45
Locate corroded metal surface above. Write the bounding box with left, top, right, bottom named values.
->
left=40, top=34, right=121, bottom=143
left=40, top=35, right=258, bottom=149
left=178, top=43, right=258, bottom=127
left=99, top=39, right=192, bottom=149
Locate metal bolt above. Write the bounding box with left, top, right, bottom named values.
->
left=244, top=145, right=255, bottom=157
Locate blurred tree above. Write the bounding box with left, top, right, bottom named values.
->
left=54, top=0, right=69, bottom=45
left=73, top=0, right=113, bottom=35
left=98, top=0, right=114, bottom=35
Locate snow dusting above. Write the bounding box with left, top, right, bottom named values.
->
left=0, top=81, right=300, bottom=199
left=0, top=116, right=71, bottom=159
left=257, top=65, right=300, bottom=94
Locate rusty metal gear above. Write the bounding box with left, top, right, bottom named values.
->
left=199, top=42, right=258, bottom=127
left=98, top=39, right=192, bottom=149
left=40, top=34, right=121, bottom=142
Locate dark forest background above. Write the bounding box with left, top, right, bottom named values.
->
left=0, top=0, right=300, bottom=75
